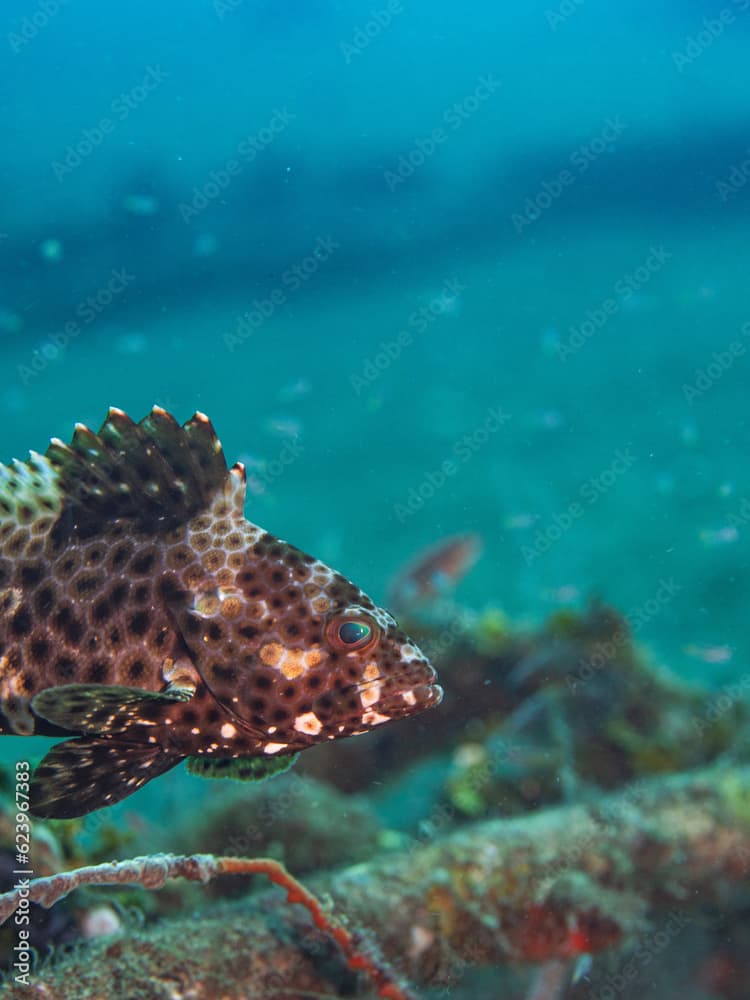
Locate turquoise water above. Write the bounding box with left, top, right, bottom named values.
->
left=1, top=1, right=750, bottom=995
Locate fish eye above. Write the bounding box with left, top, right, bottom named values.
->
left=326, top=615, right=379, bottom=652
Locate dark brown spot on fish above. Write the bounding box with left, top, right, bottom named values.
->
left=131, top=550, right=156, bottom=575
left=204, top=551, right=223, bottom=572
left=55, top=656, right=76, bottom=679
left=34, top=584, right=56, bottom=617
left=211, top=663, right=236, bottom=683
left=193, top=534, right=210, bottom=553
left=110, top=544, right=132, bottom=570
left=128, top=611, right=150, bottom=637
left=30, top=636, right=51, bottom=662
left=110, top=582, right=130, bottom=608
left=86, top=546, right=105, bottom=566
left=75, top=574, right=102, bottom=597
left=8, top=531, right=29, bottom=557
left=54, top=607, right=83, bottom=645
left=168, top=546, right=192, bottom=569
left=93, top=599, right=112, bottom=623
left=20, top=564, right=44, bottom=587
left=11, top=606, right=33, bottom=637
left=87, top=660, right=110, bottom=683
left=128, top=658, right=145, bottom=681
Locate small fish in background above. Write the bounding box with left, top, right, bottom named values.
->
left=527, top=409, right=565, bottom=432
left=121, top=193, right=160, bottom=217
left=683, top=644, right=733, bottom=664
left=540, top=326, right=561, bottom=358
left=699, top=525, right=738, bottom=547
left=278, top=377, right=312, bottom=403
left=0, top=407, right=442, bottom=818
left=192, top=233, right=219, bottom=259
left=0, top=305, right=23, bottom=337
left=680, top=420, right=698, bottom=447
left=39, top=238, right=64, bottom=263
left=113, top=330, right=149, bottom=356
left=264, top=415, right=303, bottom=439
left=655, top=472, right=675, bottom=495
left=539, top=584, right=581, bottom=605
left=525, top=954, right=591, bottom=1000
left=418, top=284, right=463, bottom=319
left=388, top=532, right=482, bottom=613
left=504, top=512, right=538, bottom=531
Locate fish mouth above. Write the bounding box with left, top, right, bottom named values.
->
left=407, top=681, right=444, bottom=709
left=355, top=677, right=444, bottom=718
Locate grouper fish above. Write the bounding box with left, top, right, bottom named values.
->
left=0, top=407, right=442, bottom=818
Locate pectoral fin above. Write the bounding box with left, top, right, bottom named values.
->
left=32, top=683, right=194, bottom=735
left=29, top=736, right=183, bottom=819
left=186, top=753, right=298, bottom=781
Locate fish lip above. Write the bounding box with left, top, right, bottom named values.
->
left=414, top=681, right=444, bottom=707
left=379, top=681, right=444, bottom=715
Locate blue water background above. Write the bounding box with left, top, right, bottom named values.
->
left=0, top=0, right=749, bottom=775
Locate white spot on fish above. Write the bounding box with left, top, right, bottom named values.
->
left=220, top=722, right=236, bottom=739
left=361, top=710, right=390, bottom=726
left=294, top=711, right=323, bottom=735
left=264, top=742, right=288, bottom=754
left=360, top=684, right=381, bottom=709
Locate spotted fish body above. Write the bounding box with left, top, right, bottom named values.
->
left=0, top=408, right=442, bottom=818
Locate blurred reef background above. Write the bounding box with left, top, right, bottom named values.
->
left=1, top=0, right=750, bottom=997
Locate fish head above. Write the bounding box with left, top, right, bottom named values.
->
left=179, top=535, right=443, bottom=748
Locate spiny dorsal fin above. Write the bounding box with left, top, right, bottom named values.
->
left=29, top=736, right=182, bottom=818
left=43, top=407, right=233, bottom=529
left=186, top=753, right=298, bottom=781
left=0, top=407, right=245, bottom=536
